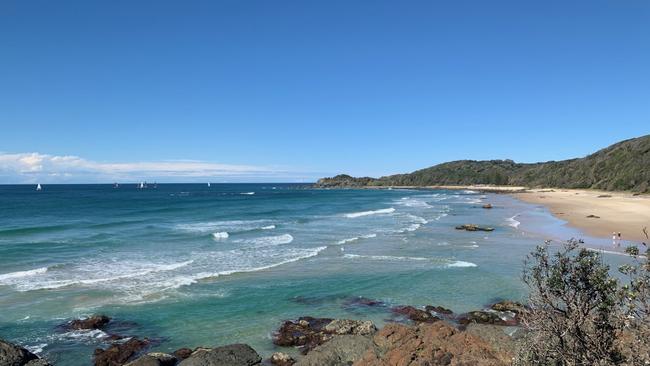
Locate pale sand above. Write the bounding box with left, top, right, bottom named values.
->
left=513, top=189, right=650, bottom=243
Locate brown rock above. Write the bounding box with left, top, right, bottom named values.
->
left=94, top=338, right=149, bottom=366
left=173, top=348, right=193, bottom=360
left=354, top=322, right=512, bottom=366
left=482, top=204, right=493, bottom=209
left=68, top=315, right=111, bottom=330
left=273, top=317, right=376, bottom=354
left=455, top=224, right=495, bottom=232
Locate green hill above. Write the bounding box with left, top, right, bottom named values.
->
left=315, top=135, right=650, bottom=192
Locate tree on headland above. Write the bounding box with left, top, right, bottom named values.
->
left=515, top=239, right=650, bottom=365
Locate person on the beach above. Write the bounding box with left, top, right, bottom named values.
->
left=618, top=232, right=622, bottom=247
left=613, top=232, right=617, bottom=247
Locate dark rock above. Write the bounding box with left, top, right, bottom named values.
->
left=295, top=335, right=373, bottom=366
left=425, top=305, right=454, bottom=315
left=489, top=300, right=525, bottom=315
left=124, top=352, right=176, bottom=366
left=24, top=360, right=51, bottom=366
left=392, top=305, right=440, bottom=323
left=482, top=204, right=493, bottom=209
left=273, top=317, right=376, bottom=354
left=68, top=315, right=111, bottom=330
left=0, top=338, right=48, bottom=366
left=269, top=352, right=295, bottom=366
left=586, top=214, right=600, bottom=218
left=173, top=348, right=193, bottom=360
left=455, top=224, right=495, bottom=232
left=458, top=310, right=518, bottom=326
left=94, top=338, right=149, bottom=366
left=178, top=344, right=261, bottom=366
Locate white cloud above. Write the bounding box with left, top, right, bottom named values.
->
left=0, top=152, right=314, bottom=183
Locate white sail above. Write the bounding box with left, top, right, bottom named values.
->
left=207, top=182, right=211, bottom=187
left=36, top=184, right=42, bottom=191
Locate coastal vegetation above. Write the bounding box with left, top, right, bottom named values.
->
left=316, top=135, right=650, bottom=192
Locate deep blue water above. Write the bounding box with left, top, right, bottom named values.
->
left=0, top=183, right=619, bottom=364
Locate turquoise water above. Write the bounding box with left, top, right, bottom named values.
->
left=0, top=184, right=623, bottom=364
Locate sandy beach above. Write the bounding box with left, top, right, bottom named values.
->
left=513, top=189, right=650, bottom=243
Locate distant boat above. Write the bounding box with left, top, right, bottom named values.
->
left=36, top=184, right=42, bottom=191
left=139, top=182, right=145, bottom=189
left=207, top=182, right=211, bottom=187
left=113, top=182, right=119, bottom=188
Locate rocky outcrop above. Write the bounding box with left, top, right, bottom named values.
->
left=177, top=344, right=261, bottom=366
left=458, top=311, right=518, bottom=326
left=482, top=204, right=493, bottom=209
left=94, top=338, right=149, bottom=366
left=490, top=300, right=525, bottom=315
left=455, top=224, right=495, bottom=232
left=354, top=321, right=512, bottom=366
left=295, top=335, right=373, bottom=366
left=424, top=305, right=453, bottom=316
left=172, top=348, right=192, bottom=361
left=273, top=317, right=376, bottom=354
left=391, top=306, right=440, bottom=323
left=0, top=338, right=51, bottom=366
left=67, top=315, right=111, bottom=330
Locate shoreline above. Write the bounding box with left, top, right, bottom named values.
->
left=354, top=184, right=649, bottom=243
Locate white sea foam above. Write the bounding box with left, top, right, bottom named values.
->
left=25, top=343, right=48, bottom=354
left=395, top=197, right=433, bottom=208
left=0, top=267, right=48, bottom=281
left=336, top=233, right=377, bottom=245
left=587, top=248, right=648, bottom=259
left=175, top=220, right=274, bottom=234
left=447, top=261, right=478, bottom=267
left=212, top=232, right=229, bottom=240
left=506, top=215, right=521, bottom=228
left=261, top=225, right=276, bottom=230
left=343, top=254, right=477, bottom=268
left=236, top=234, right=294, bottom=247
left=344, top=207, right=395, bottom=218
left=462, top=190, right=479, bottom=194
left=240, top=192, right=255, bottom=195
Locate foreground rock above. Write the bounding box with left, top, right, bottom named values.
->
left=125, top=352, right=177, bottom=366
left=269, top=352, right=295, bottom=366
left=391, top=306, right=440, bottom=323
left=94, top=338, right=149, bottom=366
left=0, top=338, right=51, bottom=366
left=295, top=335, right=373, bottom=366
left=178, top=344, right=261, bottom=366
left=273, top=317, right=376, bottom=354
left=455, top=224, right=495, bottom=232
left=355, top=321, right=512, bottom=366
left=67, top=315, right=111, bottom=330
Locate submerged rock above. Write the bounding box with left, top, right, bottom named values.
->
left=178, top=344, right=261, bottom=366
left=355, top=321, right=512, bottom=366
left=0, top=338, right=51, bottom=366
left=455, top=224, right=495, bottom=232
left=295, top=335, right=373, bottom=366
left=341, top=296, right=386, bottom=310
left=66, top=315, right=112, bottom=330
left=93, top=338, right=149, bottom=366
left=392, top=305, right=440, bottom=323
left=273, top=317, right=376, bottom=354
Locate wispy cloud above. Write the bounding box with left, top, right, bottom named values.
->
left=0, top=152, right=315, bottom=183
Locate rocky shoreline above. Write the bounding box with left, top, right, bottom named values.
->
left=1, top=300, right=525, bottom=366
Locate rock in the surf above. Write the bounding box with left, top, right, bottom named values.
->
left=455, top=224, right=495, bottom=232
left=67, top=315, right=111, bottom=330
left=178, top=344, right=261, bottom=366
left=425, top=305, right=454, bottom=316
left=0, top=338, right=51, bottom=366
left=93, top=338, right=149, bottom=366
left=392, top=305, right=440, bottom=323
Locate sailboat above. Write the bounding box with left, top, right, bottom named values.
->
left=139, top=182, right=145, bottom=189
left=113, top=182, right=119, bottom=188
left=207, top=182, right=211, bottom=187
left=36, top=184, right=42, bottom=191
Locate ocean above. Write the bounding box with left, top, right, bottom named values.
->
left=0, top=184, right=623, bottom=364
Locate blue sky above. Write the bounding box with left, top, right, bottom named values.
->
left=1, top=0, right=649, bottom=183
